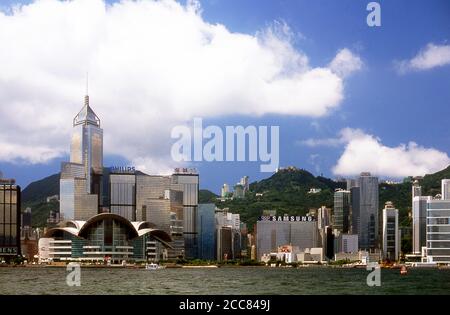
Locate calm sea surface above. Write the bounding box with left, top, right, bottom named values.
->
left=1, top=267, right=450, bottom=295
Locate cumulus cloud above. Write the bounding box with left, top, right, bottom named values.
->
left=331, top=129, right=450, bottom=177
left=396, top=43, right=450, bottom=74
left=299, top=128, right=450, bottom=177
left=0, top=0, right=362, bottom=171
left=329, top=48, right=363, bottom=78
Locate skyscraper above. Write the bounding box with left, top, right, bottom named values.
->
left=0, top=176, right=21, bottom=259
left=382, top=202, right=399, bottom=261
left=60, top=95, right=103, bottom=221
left=426, top=180, right=450, bottom=264
left=442, top=179, right=450, bottom=200
left=70, top=95, right=103, bottom=194
left=357, top=172, right=379, bottom=251
left=333, top=189, right=351, bottom=233
left=197, top=204, right=216, bottom=260
left=172, top=169, right=199, bottom=259
left=110, top=171, right=136, bottom=221
left=412, top=182, right=430, bottom=255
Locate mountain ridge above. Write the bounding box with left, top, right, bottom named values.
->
left=21, top=165, right=450, bottom=228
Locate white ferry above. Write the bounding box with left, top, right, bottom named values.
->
left=145, top=263, right=166, bottom=270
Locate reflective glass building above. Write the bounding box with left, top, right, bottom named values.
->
left=172, top=170, right=199, bottom=259
left=110, top=173, right=136, bottom=221
left=198, top=204, right=216, bottom=260
left=333, top=189, right=351, bottom=233
left=0, top=179, right=21, bottom=258
left=136, top=174, right=186, bottom=259
left=356, top=172, right=379, bottom=251
left=60, top=95, right=103, bottom=221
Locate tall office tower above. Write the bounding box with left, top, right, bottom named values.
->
left=412, top=180, right=422, bottom=199
left=382, top=202, right=399, bottom=261
left=346, top=179, right=357, bottom=190
left=357, top=172, right=379, bottom=251
left=70, top=95, right=103, bottom=194
left=0, top=177, right=21, bottom=259
left=426, top=179, right=450, bottom=264
left=60, top=95, right=103, bottom=220
left=197, top=204, right=216, bottom=260
left=442, top=179, right=450, bottom=200
left=109, top=171, right=136, bottom=221
left=317, top=206, right=331, bottom=230
left=221, top=183, right=229, bottom=198
left=217, top=226, right=233, bottom=261
left=215, top=209, right=243, bottom=261
left=317, top=206, right=331, bottom=255
left=240, top=176, right=249, bottom=193
left=412, top=181, right=430, bottom=254
left=136, top=174, right=184, bottom=259
left=172, top=169, right=199, bottom=259
left=413, top=196, right=431, bottom=255
left=350, top=186, right=360, bottom=235
left=333, top=189, right=351, bottom=233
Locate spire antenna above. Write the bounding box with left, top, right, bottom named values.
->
left=84, top=72, right=89, bottom=106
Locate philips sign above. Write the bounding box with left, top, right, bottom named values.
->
left=258, top=215, right=315, bottom=222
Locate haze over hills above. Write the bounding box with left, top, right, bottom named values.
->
left=21, top=165, right=450, bottom=230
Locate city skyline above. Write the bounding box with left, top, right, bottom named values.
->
left=0, top=0, right=449, bottom=194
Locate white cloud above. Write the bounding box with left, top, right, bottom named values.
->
left=0, top=0, right=362, bottom=170
left=396, top=43, right=450, bottom=74
left=329, top=128, right=450, bottom=177
left=329, top=48, right=363, bottom=78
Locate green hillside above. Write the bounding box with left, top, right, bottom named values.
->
left=20, top=165, right=450, bottom=229
left=21, top=173, right=60, bottom=227
left=199, top=189, right=219, bottom=203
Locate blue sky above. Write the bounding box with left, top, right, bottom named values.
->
left=0, top=0, right=449, bottom=194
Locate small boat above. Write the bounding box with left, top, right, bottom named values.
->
left=400, top=265, right=408, bottom=275
left=145, top=263, right=165, bottom=270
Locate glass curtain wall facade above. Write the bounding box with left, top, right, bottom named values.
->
left=136, top=175, right=185, bottom=259
left=0, top=183, right=21, bottom=257
left=333, top=190, right=351, bottom=233
left=110, top=174, right=136, bottom=221
left=358, top=173, right=379, bottom=251
left=198, top=204, right=216, bottom=260
left=172, top=173, right=199, bottom=259
left=60, top=95, right=103, bottom=221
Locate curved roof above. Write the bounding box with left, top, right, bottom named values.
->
left=45, top=227, right=80, bottom=238
left=44, top=213, right=172, bottom=247
left=132, top=221, right=157, bottom=231
left=78, top=213, right=139, bottom=239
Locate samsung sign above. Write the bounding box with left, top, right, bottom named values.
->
left=258, top=215, right=315, bottom=222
